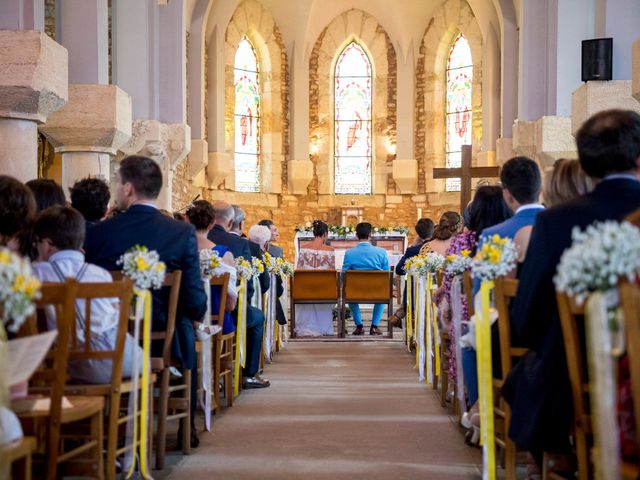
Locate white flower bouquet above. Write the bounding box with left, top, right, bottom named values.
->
left=117, top=245, right=166, bottom=290
left=251, top=257, right=265, bottom=276
left=472, top=235, right=518, bottom=282
left=277, top=257, right=294, bottom=277
left=424, top=252, right=445, bottom=274
left=445, top=249, right=473, bottom=276
left=0, top=248, right=41, bottom=333
left=199, top=249, right=223, bottom=277
left=235, top=256, right=254, bottom=281
left=262, top=252, right=277, bottom=273
left=554, top=221, right=640, bottom=304
left=405, top=252, right=445, bottom=277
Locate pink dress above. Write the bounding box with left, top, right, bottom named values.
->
left=295, top=248, right=336, bottom=336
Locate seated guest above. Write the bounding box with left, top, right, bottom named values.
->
left=0, top=175, right=37, bottom=256
left=69, top=177, right=111, bottom=232
left=84, top=155, right=207, bottom=446
left=258, top=219, right=283, bottom=258
left=208, top=201, right=269, bottom=389
left=26, top=178, right=66, bottom=212
left=232, top=205, right=270, bottom=299
left=343, top=222, right=390, bottom=335
left=388, top=218, right=435, bottom=327
left=32, top=205, right=141, bottom=384
left=421, top=211, right=462, bottom=255
left=249, top=224, right=286, bottom=325
left=185, top=200, right=238, bottom=334
left=295, top=220, right=336, bottom=336
left=504, top=109, right=640, bottom=466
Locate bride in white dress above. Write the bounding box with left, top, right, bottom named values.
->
left=295, top=220, right=336, bottom=336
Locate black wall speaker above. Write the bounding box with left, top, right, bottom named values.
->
left=581, top=38, right=613, bottom=82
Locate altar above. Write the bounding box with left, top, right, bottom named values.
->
left=294, top=232, right=407, bottom=270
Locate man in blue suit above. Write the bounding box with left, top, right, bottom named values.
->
left=342, top=222, right=390, bottom=335
left=84, top=155, right=207, bottom=447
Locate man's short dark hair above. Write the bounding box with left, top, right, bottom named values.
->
left=415, top=218, right=435, bottom=241
left=500, top=156, right=541, bottom=204
left=25, top=178, right=66, bottom=212
left=118, top=156, right=162, bottom=199
left=69, top=177, right=110, bottom=222
left=258, top=219, right=274, bottom=228
left=33, top=205, right=85, bottom=250
left=355, top=222, right=372, bottom=240
left=576, top=109, right=640, bottom=178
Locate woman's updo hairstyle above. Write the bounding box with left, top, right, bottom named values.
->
left=312, top=220, right=329, bottom=238
left=433, top=211, right=462, bottom=240
left=185, top=199, right=215, bottom=230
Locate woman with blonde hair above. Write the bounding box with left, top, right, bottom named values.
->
left=544, top=158, right=594, bottom=207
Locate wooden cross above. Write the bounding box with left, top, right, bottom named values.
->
left=433, top=145, right=501, bottom=212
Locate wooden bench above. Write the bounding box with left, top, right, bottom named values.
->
left=290, top=270, right=340, bottom=338
left=341, top=270, right=394, bottom=338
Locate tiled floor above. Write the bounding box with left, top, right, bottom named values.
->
left=158, top=340, right=482, bottom=480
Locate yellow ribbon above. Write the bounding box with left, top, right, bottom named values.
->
left=477, top=280, right=496, bottom=480
left=425, top=274, right=433, bottom=386
left=234, top=278, right=247, bottom=396
left=406, top=276, right=413, bottom=351
left=413, top=278, right=420, bottom=369
left=126, top=288, right=153, bottom=480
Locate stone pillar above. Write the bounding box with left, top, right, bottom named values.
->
left=119, top=120, right=191, bottom=210
left=572, top=81, right=640, bottom=134
left=512, top=120, right=537, bottom=159
left=534, top=116, right=576, bottom=169
left=40, top=85, right=132, bottom=190
left=207, top=152, right=233, bottom=188
left=496, top=138, right=515, bottom=166
left=392, top=159, right=418, bottom=194
left=287, top=159, right=314, bottom=195
left=0, top=30, right=68, bottom=181
left=632, top=38, right=640, bottom=102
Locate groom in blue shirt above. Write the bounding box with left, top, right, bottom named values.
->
left=342, top=222, right=390, bottom=335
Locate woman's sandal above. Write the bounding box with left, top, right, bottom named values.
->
left=387, top=314, right=402, bottom=328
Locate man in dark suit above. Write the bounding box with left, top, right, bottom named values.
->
left=232, top=206, right=270, bottom=295
left=388, top=218, right=435, bottom=327
left=258, top=219, right=283, bottom=258
left=84, top=155, right=207, bottom=447
left=208, top=201, right=270, bottom=389
left=504, top=109, right=640, bottom=463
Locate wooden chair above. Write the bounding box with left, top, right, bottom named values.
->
left=341, top=270, right=394, bottom=338
left=462, top=271, right=474, bottom=316
left=290, top=270, right=340, bottom=337
left=494, top=278, right=528, bottom=479
left=215, top=330, right=236, bottom=408
left=620, top=280, right=640, bottom=479
left=152, top=271, right=190, bottom=469
left=196, top=273, right=230, bottom=416
left=15, top=280, right=105, bottom=480
left=0, top=437, right=36, bottom=480
left=61, top=277, right=144, bottom=480
left=556, top=291, right=591, bottom=480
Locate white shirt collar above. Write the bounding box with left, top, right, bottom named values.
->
left=516, top=203, right=545, bottom=214
left=601, top=173, right=639, bottom=183
left=49, top=250, right=85, bottom=263
left=229, top=231, right=241, bottom=237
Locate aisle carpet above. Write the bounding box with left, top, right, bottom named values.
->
left=161, top=341, right=482, bottom=480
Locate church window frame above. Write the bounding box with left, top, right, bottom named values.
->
left=445, top=32, right=473, bottom=192
left=333, top=41, right=373, bottom=195
left=234, top=36, right=261, bottom=193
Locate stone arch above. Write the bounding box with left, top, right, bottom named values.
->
left=222, top=0, right=288, bottom=197
left=309, top=9, right=397, bottom=201
left=416, top=0, right=483, bottom=197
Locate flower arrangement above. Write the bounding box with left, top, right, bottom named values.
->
left=277, top=257, right=294, bottom=277
left=117, top=245, right=166, bottom=290
left=294, top=223, right=409, bottom=236
left=262, top=252, right=277, bottom=273
left=554, top=221, right=640, bottom=304
left=0, top=248, right=41, bottom=333
left=235, top=256, right=254, bottom=281
left=199, top=249, right=223, bottom=277
left=472, top=235, right=518, bottom=282
left=251, top=257, right=265, bottom=276
left=445, top=249, right=473, bottom=276
left=261, top=252, right=294, bottom=277
left=405, top=252, right=445, bottom=277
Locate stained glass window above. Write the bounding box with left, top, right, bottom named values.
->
left=234, top=37, right=260, bottom=192
left=334, top=42, right=372, bottom=195
left=445, top=33, right=473, bottom=192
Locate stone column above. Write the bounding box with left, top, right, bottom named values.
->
left=572, top=81, right=640, bottom=133
left=40, top=85, right=132, bottom=189
left=0, top=30, right=68, bottom=181
left=119, top=120, right=190, bottom=210
left=40, top=0, right=132, bottom=190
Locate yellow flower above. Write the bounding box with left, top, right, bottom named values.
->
left=482, top=243, right=491, bottom=254
left=461, top=249, right=471, bottom=257
left=13, top=275, right=41, bottom=297
left=487, top=246, right=501, bottom=264
left=136, top=256, right=150, bottom=271
left=0, top=250, right=10, bottom=265
left=446, top=254, right=456, bottom=262
left=155, top=263, right=165, bottom=272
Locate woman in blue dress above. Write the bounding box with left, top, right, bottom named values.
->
left=185, top=200, right=238, bottom=334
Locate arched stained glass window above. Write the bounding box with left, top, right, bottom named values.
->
left=234, top=37, right=261, bottom=192
left=334, top=42, right=372, bottom=195
left=445, top=33, right=473, bottom=192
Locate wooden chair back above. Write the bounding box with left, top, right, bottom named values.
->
left=556, top=291, right=591, bottom=480
left=24, top=281, right=77, bottom=477
left=462, top=270, right=474, bottom=316
left=210, top=273, right=230, bottom=325
left=342, top=270, right=394, bottom=338
left=290, top=270, right=339, bottom=338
